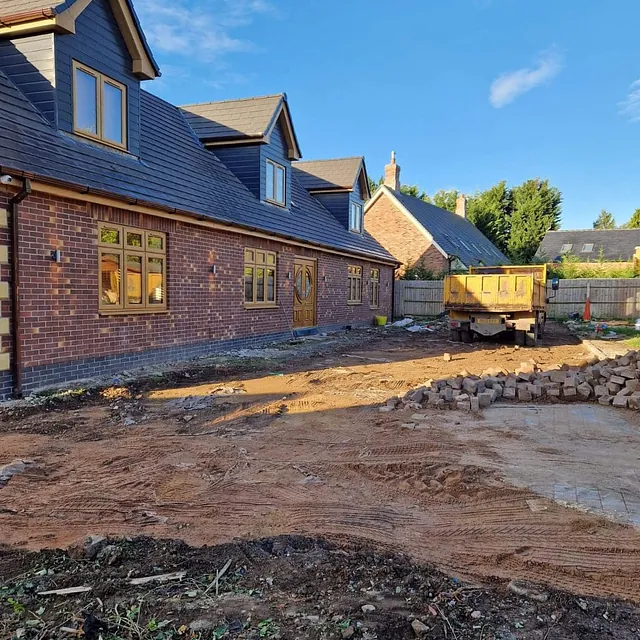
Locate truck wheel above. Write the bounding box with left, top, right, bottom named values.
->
left=525, top=323, right=539, bottom=347
left=515, top=330, right=526, bottom=346
left=450, top=329, right=461, bottom=342
left=460, top=330, right=473, bottom=343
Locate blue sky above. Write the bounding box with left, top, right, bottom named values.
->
left=136, top=0, right=640, bottom=230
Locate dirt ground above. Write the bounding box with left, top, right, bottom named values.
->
left=2, top=321, right=640, bottom=614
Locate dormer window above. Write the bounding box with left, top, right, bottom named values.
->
left=349, top=201, right=363, bottom=232
left=266, top=159, right=286, bottom=206
left=73, top=61, right=127, bottom=149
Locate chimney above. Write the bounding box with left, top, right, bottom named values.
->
left=384, top=151, right=400, bottom=190
left=455, top=194, right=467, bottom=219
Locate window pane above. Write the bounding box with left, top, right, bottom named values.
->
left=147, top=233, right=164, bottom=251
left=256, top=267, right=265, bottom=302
left=75, top=68, right=98, bottom=135
left=103, top=81, right=124, bottom=144
left=266, top=162, right=275, bottom=200
left=126, top=231, right=143, bottom=247
left=101, top=252, right=121, bottom=306
left=147, top=257, right=164, bottom=305
left=267, top=268, right=275, bottom=302
left=100, top=226, right=120, bottom=245
left=244, top=267, right=254, bottom=303
left=126, top=254, right=142, bottom=305
left=266, top=253, right=275, bottom=265
left=276, top=166, right=285, bottom=203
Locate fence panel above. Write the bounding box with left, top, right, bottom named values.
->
left=394, top=278, right=640, bottom=320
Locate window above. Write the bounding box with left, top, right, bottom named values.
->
left=347, top=265, right=362, bottom=304
left=370, top=268, right=380, bottom=309
left=244, top=248, right=277, bottom=306
left=349, top=201, right=363, bottom=232
left=73, top=61, right=127, bottom=148
left=581, top=243, right=594, bottom=253
left=98, top=222, right=166, bottom=312
left=265, top=159, right=286, bottom=206
left=560, top=244, right=573, bottom=253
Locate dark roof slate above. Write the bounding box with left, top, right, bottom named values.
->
left=293, top=157, right=364, bottom=191
left=180, top=94, right=284, bottom=141
left=537, top=229, right=640, bottom=262
left=390, top=189, right=509, bottom=266
left=0, top=70, right=395, bottom=264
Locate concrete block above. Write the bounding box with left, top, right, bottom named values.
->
left=428, top=392, right=440, bottom=405
left=462, top=378, right=478, bottom=394
left=563, top=375, right=577, bottom=388
left=450, top=377, right=463, bottom=390
left=409, top=387, right=426, bottom=403
left=527, top=383, right=542, bottom=397
left=598, top=395, right=613, bottom=406
left=546, top=386, right=561, bottom=397
left=577, top=382, right=592, bottom=398
left=505, top=375, right=517, bottom=389
left=600, top=368, right=612, bottom=380
left=550, top=370, right=567, bottom=384
left=610, top=375, right=626, bottom=385
left=616, top=387, right=633, bottom=398
left=612, top=396, right=629, bottom=408
left=628, top=393, right=640, bottom=410
left=594, top=385, right=608, bottom=397
left=443, top=387, right=454, bottom=402
left=503, top=387, right=517, bottom=399
left=518, top=388, right=533, bottom=402
left=625, top=379, right=640, bottom=392
left=470, top=397, right=480, bottom=412
left=493, top=383, right=503, bottom=398
left=607, top=381, right=622, bottom=394
left=562, top=386, right=577, bottom=398
left=456, top=399, right=471, bottom=412
left=478, top=391, right=493, bottom=408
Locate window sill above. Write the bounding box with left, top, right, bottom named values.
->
left=264, top=198, right=287, bottom=208
left=370, top=307, right=380, bottom=310
left=244, top=303, right=278, bottom=310
left=73, top=129, right=129, bottom=154
left=347, top=301, right=363, bottom=306
left=99, top=308, right=169, bottom=316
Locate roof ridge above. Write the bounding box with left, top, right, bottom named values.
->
left=179, top=94, right=285, bottom=109
left=294, top=156, right=363, bottom=164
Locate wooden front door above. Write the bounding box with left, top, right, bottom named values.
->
left=293, top=258, right=316, bottom=328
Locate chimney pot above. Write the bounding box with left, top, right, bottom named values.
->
left=384, top=151, right=401, bottom=190
left=455, top=194, right=467, bottom=219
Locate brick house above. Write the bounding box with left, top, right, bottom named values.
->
left=365, top=153, right=508, bottom=274
left=0, top=0, right=397, bottom=398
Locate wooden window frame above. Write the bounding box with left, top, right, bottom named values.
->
left=265, top=159, right=286, bottom=207
left=98, top=222, right=166, bottom=314
left=349, top=201, right=363, bottom=233
left=347, top=265, right=363, bottom=305
left=370, top=268, right=380, bottom=309
left=73, top=60, right=128, bottom=150
left=244, top=248, right=278, bottom=308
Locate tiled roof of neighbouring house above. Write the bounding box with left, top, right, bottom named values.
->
left=390, top=189, right=510, bottom=267
left=537, top=229, right=640, bottom=262
left=0, top=70, right=396, bottom=264
left=293, top=157, right=366, bottom=192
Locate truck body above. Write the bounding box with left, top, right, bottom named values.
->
left=444, top=265, right=548, bottom=346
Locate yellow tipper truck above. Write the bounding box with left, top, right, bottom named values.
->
left=444, top=265, right=558, bottom=346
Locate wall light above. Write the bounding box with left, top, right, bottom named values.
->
left=210, top=264, right=217, bottom=274
left=50, top=249, right=62, bottom=263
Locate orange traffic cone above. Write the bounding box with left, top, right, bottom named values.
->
left=583, top=297, right=591, bottom=321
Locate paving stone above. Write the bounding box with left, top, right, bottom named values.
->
left=503, top=387, right=517, bottom=399
left=616, top=386, right=634, bottom=398
left=577, top=382, right=592, bottom=398
left=594, top=385, right=609, bottom=397
left=613, top=396, right=629, bottom=408
left=505, top=376, right=517, bottom=389
left=625, top=379, right=640, bottom=391
left=550, top=370, right=566, bottom=383
left=610, top=375, right=626, bottom=385
left=518, top=388, right=533, bottom=402
left=470, top=397, right=480, bottom=412
left=598, top=394, right=613, bottom=406
left=477, top=391, right=493, bottom=408
left=562, top=386, right=577, bottom=398
left=546, top=386, right=560, bottom=397
left=628, top=393, right=640, bottom=410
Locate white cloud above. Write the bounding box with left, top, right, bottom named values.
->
left=619, top=80, right=640, bottom=122
left=136, top=0, right=274, bottom=59
left=489, top=47, right=564, bottom=108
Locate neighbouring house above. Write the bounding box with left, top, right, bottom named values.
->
left=364, top=153, right=509, bottom=273
left=0, top=0, right=397, bottom=399
left=537, top=229, right=640, bottom=263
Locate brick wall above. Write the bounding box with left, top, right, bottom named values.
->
left=0, top=187, right=393, bottom=395
left=365, top=192, right=447, bottom=274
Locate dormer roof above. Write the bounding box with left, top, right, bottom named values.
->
left=0, top=0, right=159, bottom=80
left=293, top=156, right=370, bottom=199
left=180, top=93, right=302, bottom=160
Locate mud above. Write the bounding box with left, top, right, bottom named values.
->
left=1, top=323, right=640, bottom=604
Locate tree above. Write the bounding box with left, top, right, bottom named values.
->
left=593, top=209, right=616, bottom=229
left=432, top=189, right=458, bottom=212
left=624, top=209, right=640, bottom=229
left=466, top=181, right=512, bottom=254
left=507, top=179, right=562, bottom=263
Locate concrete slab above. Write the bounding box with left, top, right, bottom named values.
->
left=458, top=404, right=640, bottom=526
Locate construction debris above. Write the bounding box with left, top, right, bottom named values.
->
left=385, top=349, right=640, bottom=413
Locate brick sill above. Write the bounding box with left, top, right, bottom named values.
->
left=99, top=309, right=169, bottom=316
left=244, top=304, right=279, bottom=310
left=347, top=301, right=363, bottom=306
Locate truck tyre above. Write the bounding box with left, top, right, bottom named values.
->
left=450, top=329, right=461, bottom=342
left=525, top=322, right=539, bottom=347
left=460, top=329, right=473, bottom=343
left=515, top=330, right=526, bottom=346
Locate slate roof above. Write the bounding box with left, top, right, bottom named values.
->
left=293, top=157, right=365, bottom=192
left=0, top=70, right=395, bottom=264
left=180, top=95, right=285, bottom=142
left=537, top=229, right=640, bottom=262
left=386, top=188, right=509, bottom=267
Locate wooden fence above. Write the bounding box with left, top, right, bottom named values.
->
left=394, top=278, right=640, bottom=320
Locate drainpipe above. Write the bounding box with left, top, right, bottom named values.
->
left=391, top=267, right=397, bottom=320
left=9, top=178, right=31, bottom=398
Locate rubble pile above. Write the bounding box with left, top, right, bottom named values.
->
left=382, top=350, right=640, bottom=413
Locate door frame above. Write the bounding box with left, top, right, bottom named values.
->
left=293, top=255, right=317, bottom=328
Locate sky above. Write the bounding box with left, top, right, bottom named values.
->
left=135, top=0, right=640, bottom=230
